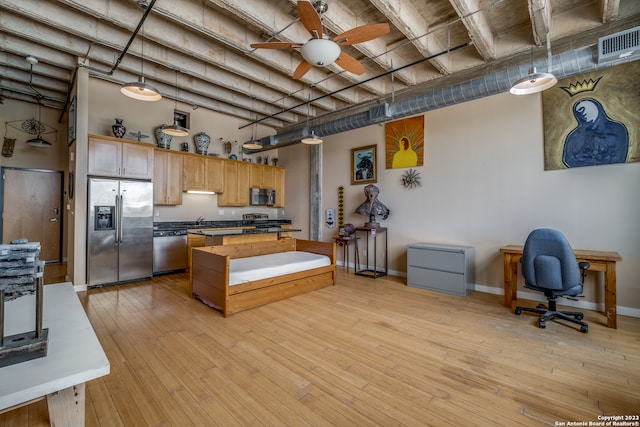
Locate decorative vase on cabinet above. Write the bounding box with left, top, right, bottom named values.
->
left=112, top=118, right=126, bottom=138
left=193, top=132, right=211, bottom=154
left=154, top=126, right=172, bottom=149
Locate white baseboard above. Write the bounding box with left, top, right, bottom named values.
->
left=473, top=283, right=640, bottom=319
left=73, top=284, right=88, bottom=292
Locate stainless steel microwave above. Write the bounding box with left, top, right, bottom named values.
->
left=250, top=188, right=276, bottom=206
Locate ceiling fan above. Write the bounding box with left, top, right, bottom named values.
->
left=251, top=0, right=390, bottom=80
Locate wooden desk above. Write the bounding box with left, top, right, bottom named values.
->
left=500, top=245, right=622, bottom=329
left=0, top=282, right=110, bottom=425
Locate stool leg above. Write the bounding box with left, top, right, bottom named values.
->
left=346, top=241, right=350, bottom=272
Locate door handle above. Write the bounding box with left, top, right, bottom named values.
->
left=49, top=217, right=58, bottom=222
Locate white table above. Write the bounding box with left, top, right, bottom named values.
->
left=0, top=282, right=110, bottom=425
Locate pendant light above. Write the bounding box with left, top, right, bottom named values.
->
left=301, top=94, right=323, bottom=144
left=510, top=35, right=557, bottom=95
left=162, top=70, right=189, bottom=136
left=26, top=98, right=52, bottom=148
left=242, top=97, right=262, bottom=150
left=121, top=24, right=162, bottom=101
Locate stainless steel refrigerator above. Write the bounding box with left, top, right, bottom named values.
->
left=87, top=178, right=153, bottom=287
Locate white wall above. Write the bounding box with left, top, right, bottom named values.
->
left=0, top=99, right=70, bottom=260
left=0, top=100, right=67, bottom=171
left=280, top=91, right=640, bottom=312
left=87, top=79, right=284, bottom=222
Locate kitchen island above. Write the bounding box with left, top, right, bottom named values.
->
left=189, top=227, right=301, bottom=246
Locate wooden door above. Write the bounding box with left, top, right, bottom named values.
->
left=2, top=168, right=63, bottom=262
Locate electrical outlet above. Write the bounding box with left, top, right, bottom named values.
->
left=218, top=209, right=224, bottom=215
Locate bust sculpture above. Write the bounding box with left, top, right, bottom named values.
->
left=354, top=184, right=390, bottom=228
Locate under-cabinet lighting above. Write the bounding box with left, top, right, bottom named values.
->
left=186, top=190, right=216, bottom=195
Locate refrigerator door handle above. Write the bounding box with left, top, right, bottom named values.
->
left=118, top=194, right=124, bottom=243
left=114, top=194, right=120, bottom=245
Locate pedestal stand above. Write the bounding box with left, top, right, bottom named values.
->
left=354, top=226, right=388, bottom=278
left=0, top=242, right=48, bottom=367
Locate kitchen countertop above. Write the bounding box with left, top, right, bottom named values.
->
left=188, top=227, right=301, bottom=236
left=154, top=219, right=292, bottom=231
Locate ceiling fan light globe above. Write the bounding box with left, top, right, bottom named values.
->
left=301, top=38, right=340, bottom=67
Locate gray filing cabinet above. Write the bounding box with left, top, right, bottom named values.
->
left=407, top=242, right=475, bottom=296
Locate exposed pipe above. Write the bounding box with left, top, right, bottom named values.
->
left=57, top=0, right=157, bottom=122
left=244, top=44, right=633, bottom=152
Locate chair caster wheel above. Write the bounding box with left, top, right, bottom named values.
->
left=575, top=314, right=584, bottom=320
left=538, top=321, right=546, bottom=329
left=580, top=325, right=588, bottom=333
left=536, top=304, right=546, bottom=309
left=515, top=308, right=521, bottom=315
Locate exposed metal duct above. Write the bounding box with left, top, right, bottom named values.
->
left=245, top=44, right=635, bottom=153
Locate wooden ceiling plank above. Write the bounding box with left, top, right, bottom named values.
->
left=601, top=0, right=621, bottom=22
left=528, top=0, right=551, bottom=46
left=369, top=0, right=451, bottom=77
left=448, top=0, right=497, bottom=60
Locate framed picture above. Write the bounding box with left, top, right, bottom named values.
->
left=351, top=144, right=377, bottom=185
left=67, top=95, right=76, bottom=146
left=385, top=115, right=425, bottom=169
left=174, top=109, right=190, bottom=129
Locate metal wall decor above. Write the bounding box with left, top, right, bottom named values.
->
left=401, top=168, right=421, bottom=189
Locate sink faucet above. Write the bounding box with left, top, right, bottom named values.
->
left=196, top=216, right=205, bottom=225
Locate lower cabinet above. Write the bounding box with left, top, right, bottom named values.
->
left=407, top=243, right=475, bottom=296
left=187, top=234, right=206, bottom=272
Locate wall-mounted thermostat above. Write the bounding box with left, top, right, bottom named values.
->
left=326, top=208, right=336, bottom=229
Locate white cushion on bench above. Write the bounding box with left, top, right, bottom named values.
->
left=229, top=251, right=331, bottom=286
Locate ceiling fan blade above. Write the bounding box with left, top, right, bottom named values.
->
left=334, top=23, right=391, bottom=46
left=335, top=52, right=366, bottom=75
left=250, top=42, right=300, bottom=49
left=293, top=60, right=313, bottom=80
left=297, top=1, right=323, bottom=38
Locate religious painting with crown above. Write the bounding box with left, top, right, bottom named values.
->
left=542, top=60, right=639, bottom=170
left=385, top=116, right=425, bottom=169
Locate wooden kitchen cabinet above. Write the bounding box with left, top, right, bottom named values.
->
left=217, top=160, right=250, bottom=206
left=153, top=149, right=183, bottom=205
left=187, top=234, right=206, bottom=272
left=249, top=163, right=275, bottom=189
left=182, top=153, right=224, bottom=193
left=274, top=167, right=285, bottom=207
left=88, top=135, right=154, bottom=180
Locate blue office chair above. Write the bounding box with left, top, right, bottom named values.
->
left=514, top=228, right=590, bottom=333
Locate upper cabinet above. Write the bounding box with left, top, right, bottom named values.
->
left=249, top=163, right=275, bottom=189
left=154, top=149, right=183, bottom=205
left=182, top=154, right=224, bottom=193
left=217, top=160, right=250, bottom=206
left=274, top=167, right=285, bottom=208
left=88, top=135, right=154, bottom=180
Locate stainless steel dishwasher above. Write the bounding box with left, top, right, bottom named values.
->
left=153, top=229, right=188, bottom=274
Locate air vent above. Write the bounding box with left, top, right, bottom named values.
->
left=598, top=26, right=640, bottom=64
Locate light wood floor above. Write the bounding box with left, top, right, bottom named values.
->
left=2, top=267, right=639, bottom=426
